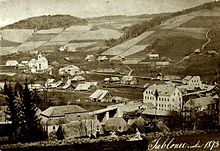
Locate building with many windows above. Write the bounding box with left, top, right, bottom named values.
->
left=143, top=84, right=183, bottom=116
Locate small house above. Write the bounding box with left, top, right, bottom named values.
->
left=59, top=65, right=81, bottom=76
left=182, top=75, right=202, bottom=90
left=121, top=75, right=137, bottom=85
left=104, top=117, right=127, bottom=133
left=59, top=46, right=65, bottom=52
left=148, top=54, right=159, bottom=60
left=6, top=60, right=18, bottom=66
left=72, top=76, right=85, bottom=82
left=194, top=49, right=201, bottom=54
left=89, top=89, right=112, bottom=102
left=110, top=56, right=124, bottom=62
left=85, top=55, right=95, bottom=62
left=97, top=56, right=108, bottom=62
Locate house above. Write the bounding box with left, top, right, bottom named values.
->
left=72, top=76, right=85, bottom=82
left=182, top=75, right=202, bottom=90
left=28, top=84, right=44, bottom=91
left=60, top=115, right=102, bottom=139
left=121, top=75, right=137, bottom=85
left=85, top=55, right=95, bottom=62
left=110, top=56, right=124, bottom=62
left=74, top=83, right=91, bottom=91
left=97, top=56, right=108, bottom=62
left=6, top=60, right=18, bottom=66
left=194, top=49, right=201, bottom=54
left=59, top=65, right=81, bottom=76
left=127, top=116, right=146, bottom=133
left=148, top=54, right=159, bottom=60
left=184, top=96, right=216, bottom=112
left=59, top=46, right=65, bottom=52
left=40, top=105, right=87, bottom=134
left=155, top=61, right=170, bottom=67
left=28, top=53, right=49, bottom=73
left=104, top=77, right=120, bottom=83
left=19, top=61, right=29, bottom=67
left=143, top=84, right=183, bottom=116
left=45, top=78, right=55, bottom=88
left=104, top=117, right=127, bottom=133
left=89, top=89, right=112, bottom=102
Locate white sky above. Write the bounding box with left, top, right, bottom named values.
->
left=0, top=0, right=214, bottom=27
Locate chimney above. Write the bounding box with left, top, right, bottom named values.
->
left=105, top=112, right=109, bottom=121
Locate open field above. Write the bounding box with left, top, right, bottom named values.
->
left=63, top=42, right=97, bottom=50
left=28, top=33, right=59, bottom=41
left=0, top=40, right=21, bottom=47
left=102, top=31, right=154, bottom=56
left=180, top=16, right=220, bottom=28
left=36, top=28, right=64, bottom=34
left=172, top=28, right=208, bottom=40
left=159, top=14, right=195, bottom=29
left=190, top=7, right=220, bottom=16
left=11, top=41, right=47, bottom=52
left=49, top=32, right=84, bottom=42
left=76, top=28, right=123, bottom=41
left=1, top=29, right=35, bottom=43
left=120, top=45, right=148, bottom=58
left=0, top=47, right=15, bottom=56
left=64, top=25, right=91, bottom=32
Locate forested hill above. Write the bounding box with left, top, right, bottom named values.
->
left=1, top=15, right=88, bottom=30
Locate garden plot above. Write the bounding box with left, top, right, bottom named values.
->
left=11, top=41, right=47, bottom=52
left=1, top=29, right=35, bottom=43
left=119, top=45, right=148, bottom=58
left=76, top=28, right=123, bottom=41
left=160, top=14, right=195, bottom=29
left=36, top=28, right=64, bottom=34
left=102, top=31, right=154, bottom=56
left=28, top=33, right=59, bottom=41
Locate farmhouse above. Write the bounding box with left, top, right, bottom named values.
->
left=85, top=55, right=95, bottom=62
left=40, top=105, right=87, bottom=134
left=28, top=53, right=49, bottom=73
left=97, top=56, right=108, bottom=62
left=143, top=84, right=183, bottom=116
left=184, top=96, right=215, bottom=112
left=6, top=60, right=18, bottom=66
left=59, top=65, right=81, bottom=76
left=59, top=46, right=65, bottom=52
left=148, top=54, right=159, bottom=60
left=89, top=89, right=112, bottom=102
left=121, top=75, right=137, bottom=85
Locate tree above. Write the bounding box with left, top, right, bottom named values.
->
left=4, top=82, right=21, bottom=142
left=21, top=79, right=46, bottom=142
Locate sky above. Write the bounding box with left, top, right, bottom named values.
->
left=0, top=0, right=214, bottom=27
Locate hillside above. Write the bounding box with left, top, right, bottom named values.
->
left=1, top=15, right=88, bottom=30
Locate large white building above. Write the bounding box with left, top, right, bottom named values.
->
left=143, top=84, right=183, bottom=116
left=28, top=53, right=49, bottom=73
left=181, top=75, right=202, bottom=90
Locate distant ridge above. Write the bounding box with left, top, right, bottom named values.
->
left=1, top=15, right=88, bottom=30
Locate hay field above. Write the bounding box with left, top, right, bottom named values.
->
left=1, top=29, right=35, bottom=43
left=119, top=45, right=148, bottom=58
left=0, top=47, right=14, bottom=56
left=63, top=42, right=96, bottom=49
left=28, top=33, right=59, bottom=41
left=64, top=25, right=91, bottom=32
left=76, top=28, right=122, bottom=41
left=11, top=41, right=47, bottom=52
left=102, top=31, right=154, bottom=56
left=160, top=14, right=195, bottom=29
left=36, top=28, right=64, bottom=34
left=49, top=32, right=83, bottom=42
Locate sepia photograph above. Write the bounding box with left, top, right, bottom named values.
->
left=0, top=0, right=220, bottom=150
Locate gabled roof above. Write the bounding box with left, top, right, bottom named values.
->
left=185, top=96, right=215, bottom=108
left=41, top=105, right=87, bottom=118
left=72, top=76, right=85, bottom=81
left=145, top=84, right=178, bottom=96
left=89, top=89, right=109, bottom=100
left=105, top=117, right=127, bottom=132
left=121, top=75, right=135, bottom=81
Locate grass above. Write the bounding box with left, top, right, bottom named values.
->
left=28, top=33, right=59, bottom=41
left=0, top=40, right=21, bottom=47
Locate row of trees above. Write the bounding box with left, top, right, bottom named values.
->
left=3, top=80, right=47, bottom=143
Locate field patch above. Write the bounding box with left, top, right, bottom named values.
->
left=63, top=42, right=97, bottom=50
left=76, top=28, right=123, bottom=41
left=11, top=41, right=47, bottom=52
left=36, top=28, right=64, bottom=34
left=119, top=45, right=148, bottom=58
left=0, top=40, right=21, bottom=47
left=65, top=25, right=91, bottom=32
left=180, top=16, right=220, bottom=28
left=190, top=7, right=220, bottom=17
left=1, top=29, right=35, bottom=43
left=0, top=47, right=15, bottom=56
left=102, top=31, right=154, bottom=56
left=28, top=33, right=59, bottom=41
left=49, top=32, right=83, bottom=42
left=159, top=14, right=195, bottom=29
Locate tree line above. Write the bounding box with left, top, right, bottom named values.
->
left=3, top=79, right=47, bottom=143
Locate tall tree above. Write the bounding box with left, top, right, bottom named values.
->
left=4, top=82, right=21, bottom=142
left=21, top=79, right=46, bottom=142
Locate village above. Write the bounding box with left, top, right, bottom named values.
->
left=0, top=51, right=219, bottom=143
